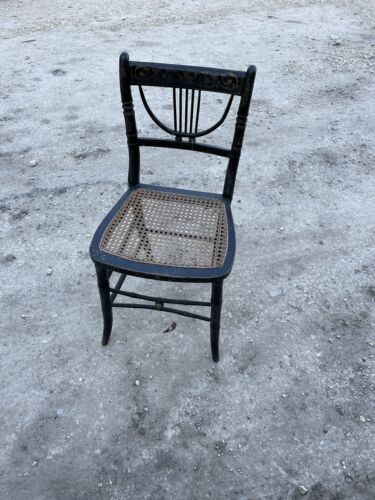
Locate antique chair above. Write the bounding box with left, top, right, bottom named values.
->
left=90, top=53, right=256, bottom=362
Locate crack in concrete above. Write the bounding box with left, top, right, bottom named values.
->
left=0, top=180, right=123, bottom=205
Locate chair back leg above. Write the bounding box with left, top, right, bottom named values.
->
left=210, top=280, right=223, bottom=362
left=95, top=265, right=113, bottom=345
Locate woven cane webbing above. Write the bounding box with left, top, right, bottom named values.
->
left=100, top=188, right=228, bottom=268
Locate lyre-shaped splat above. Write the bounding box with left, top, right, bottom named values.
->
left=138, top=86, right=234, bottom=143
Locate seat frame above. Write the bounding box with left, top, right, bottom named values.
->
left=90, top=183, right=235, bottom=282
left=90, top=53, right=256, bottom=362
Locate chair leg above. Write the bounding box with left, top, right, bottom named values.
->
left=95, top=265, right=113, bottom=346
left=210, top=280, right=223, bottom=363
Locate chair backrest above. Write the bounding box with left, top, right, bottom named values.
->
left=119, top=52, right=256, bottom=201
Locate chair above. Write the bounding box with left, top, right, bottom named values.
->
left=90, top=53, right=256, bottom=362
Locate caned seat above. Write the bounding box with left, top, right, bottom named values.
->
left=90, top=184, right=235, bottom=281
left=101, top=187, right=228, bottom=268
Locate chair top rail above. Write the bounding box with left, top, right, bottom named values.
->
left=123, top=57, right=255, bottom=96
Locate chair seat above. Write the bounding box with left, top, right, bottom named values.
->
left=90, top=184, right=235, bottom=282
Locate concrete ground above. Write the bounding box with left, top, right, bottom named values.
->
left=1, top=0, right=375, bottom=498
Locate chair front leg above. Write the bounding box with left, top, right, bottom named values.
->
left=210, top=280, right=223, bottom=362
left=95, top=265, right=113, bottom=346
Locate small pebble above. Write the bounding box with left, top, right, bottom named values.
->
left=329, top=35, right=342, bottom=46
left=29, top=159, right=38, bottom=167
left=298, top=485, right=308, bottom=495
left=269, top=287, right=284, bottom=298
left=134, top=380, right=140, bottom=386
left=359, top=415, right=366, bottom=423
left=46, top=268, right=53, bottom=276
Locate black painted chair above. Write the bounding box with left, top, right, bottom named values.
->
left=90, top=53, right=256, bottom=362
